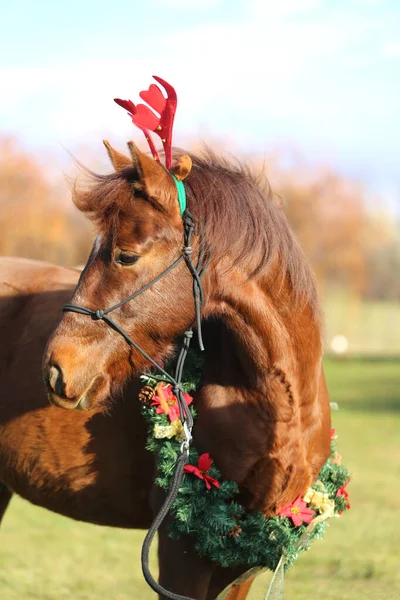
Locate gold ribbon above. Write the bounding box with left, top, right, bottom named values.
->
left=154, top=382, right=171, bottom=416
left=214, top=558, right=285, bottom=600
left=215, top=566, right=269, bottom=600
left=264, top=555, right=285, bottom=600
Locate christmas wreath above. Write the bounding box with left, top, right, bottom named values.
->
left=140, top=352, right=350, bottom=573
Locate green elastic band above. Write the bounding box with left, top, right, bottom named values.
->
left=170, top=173, right=187, bottom=214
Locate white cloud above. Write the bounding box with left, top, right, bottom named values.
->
left=383, top=41, right=400, bottom=57
left=352, top=0, right=384, bottom=5
left=246, top=0, right=322, bottom=17
left=161, top=0, right=222, bottom=7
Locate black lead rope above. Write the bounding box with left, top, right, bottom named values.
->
left=63, top=211, right=206, bottom=600
left=141, top=452, right=194, bottom=600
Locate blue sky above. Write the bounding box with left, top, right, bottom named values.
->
left=0, top=0, right=399, bottom=211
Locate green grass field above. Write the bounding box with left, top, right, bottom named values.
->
left=1, top=358, right=399, bottom=600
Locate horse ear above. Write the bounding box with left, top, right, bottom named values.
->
left=127, top=141, right=181, bottom=221
left=171, top=155, right=192, bottom=181
left=103, top=140, right=132, bottom=171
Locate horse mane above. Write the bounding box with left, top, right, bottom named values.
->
left=74, top=147, right=319, bottom=317
left=184, top=150, right=319, bottom=313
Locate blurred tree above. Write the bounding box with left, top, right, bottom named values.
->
left=258, top=151, right=394, bottom=299
left=0, top=137, right=92, bottom=266
left=279, top=172, right=368, bottom=296
left=364, top=217, right=400, bottom=300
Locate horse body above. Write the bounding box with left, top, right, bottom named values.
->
left=0, top=257, right=153, bottom=528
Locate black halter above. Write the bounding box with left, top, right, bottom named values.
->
left=63, top=209, right=207, bottom=600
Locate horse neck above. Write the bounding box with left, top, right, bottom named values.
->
left=197, top=260, right=328, bottom=514
left=205, top=260, right=322, bottom=403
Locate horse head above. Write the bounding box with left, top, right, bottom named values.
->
left=43, top=142, right=199, bottom=410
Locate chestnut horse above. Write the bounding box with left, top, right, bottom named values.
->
left=2, top=144, right=330, bottom=600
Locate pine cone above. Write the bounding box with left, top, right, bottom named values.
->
left=138, top=385, right=156, bottom=404
left=227, top=525, right=242, bottom=538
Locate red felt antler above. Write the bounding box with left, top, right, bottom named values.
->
left=113, top=98, right=160, bottom=163
left=114, top=75, right=178, bottom=169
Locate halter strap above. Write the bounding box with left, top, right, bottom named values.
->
left=170, top=173, right=187, bottom=214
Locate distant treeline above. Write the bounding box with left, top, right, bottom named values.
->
left=1, top=136, right=399, bottom=301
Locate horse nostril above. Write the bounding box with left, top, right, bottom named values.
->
left=48, top=364, right=64, bottom=397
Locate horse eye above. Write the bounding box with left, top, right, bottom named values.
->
left=115, top=251, right=140, bottom=266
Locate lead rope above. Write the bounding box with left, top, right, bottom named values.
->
left=141, top=452, right=192, bottom=600
left=63, top=211, right=207, bottom=600
left=140, top=330, right=195, bottom=600
left=140, top=214, right=208, bottom=600
left=139, top=325, right=197, bottom=600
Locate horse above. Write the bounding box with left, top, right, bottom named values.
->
left=0, top=139, right=330, bottom=600
left=40, top=141, right=331, bottom=598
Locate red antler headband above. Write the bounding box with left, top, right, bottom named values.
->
left=114, top=76, right=178, bottom=170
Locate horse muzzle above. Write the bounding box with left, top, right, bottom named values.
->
left=45, top=365, right=110, bottom=411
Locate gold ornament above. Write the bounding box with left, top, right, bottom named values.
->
left=303, top=482, right=335, bottom=520
left=154, top=420, right=186, bottom=442
left=303, top=481, right=332, bottom=513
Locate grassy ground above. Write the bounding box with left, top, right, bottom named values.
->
left=1, top=358, right=399, bottom=599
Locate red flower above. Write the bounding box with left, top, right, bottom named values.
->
left=151, top=384, right=193, bottom=422
left=279, top=496, right=316, bottom=526
left=330, top=428, right=337, bottom=440
left=336, top=480, right=350, bottom=512
left=184, top=453, right=220, bottom=490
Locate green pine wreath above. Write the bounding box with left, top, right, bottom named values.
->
left=140, top=352, right=350, bottom=572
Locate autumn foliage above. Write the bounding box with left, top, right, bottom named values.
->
left=0, top=136, right=398, bottom=300
left=0, top=137, right=91, bottom=267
